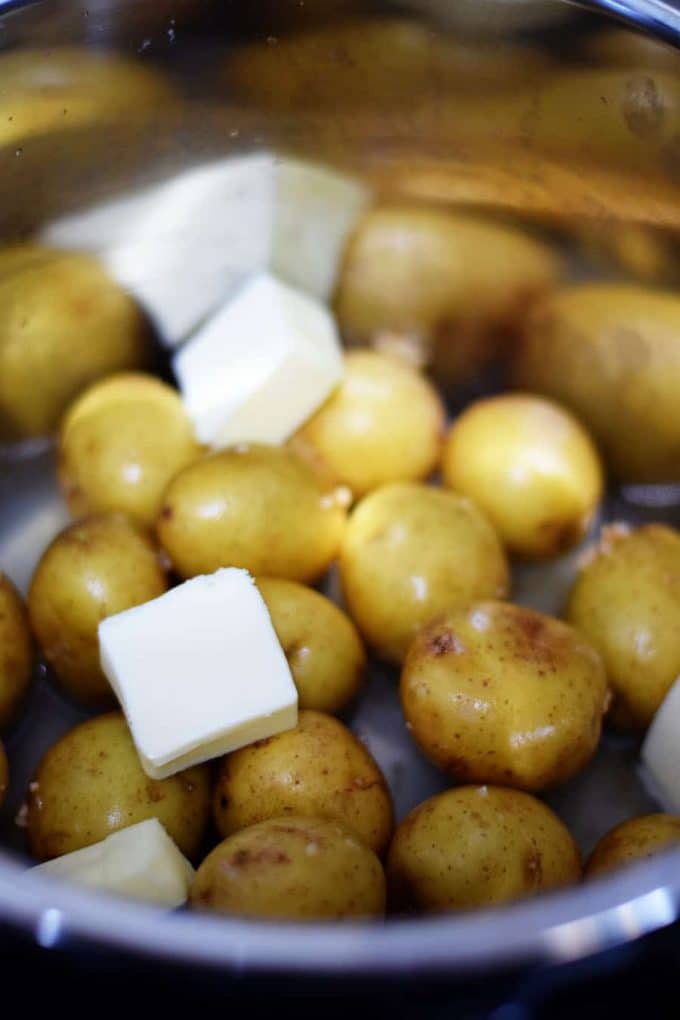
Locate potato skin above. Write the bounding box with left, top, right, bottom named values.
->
left=0, top=572, right=33, bottom=731
left=387, top=786, right=581, bottom=913
left=213, top=710, right=393, bottom=856
left=0, top=248, right=150, bottom=440
left=0, top=740, right=8, bottom=807
left=291, top=351, right=445, bottom=499
left=512, top=284, right=680, bottom=482
left=340, top=482, right=509, bottom=664
left=157, top=444, right=346, bottom=583
left=401, top=601, right=608, bottom=791
left=191, top=815, right=386, bottom=920
left=566, top=524, right=680, bottom=730
left=256, top=578, right=365, bottom=714
left=28, top=514, right=167, bottom=707
left=586, top=814, right=680, bottom=878
left=58, top=373, right=201, bottom=527
left=442, top=394, right=603, bottom=560
left=26, top=712, right=211, bottom=862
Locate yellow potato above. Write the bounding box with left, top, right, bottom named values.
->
left=512, top=284, right=680, bottom=482
left=401, top=601, right=608, bottom=791
left=256, top=578, right=365, bottom=714
left=58, top=373, right=202, bottom=527
left=577, top=222, right=680, bottom=287
left=0, top=740, right=7, bottom=807
left=0, top=572, right=33, bottom=731
left=442, top=394, right=603, bottom=560
left=290, top=351, right=445, bottom=499
left=28, top=514, right=167, bottom=707
left=26, top=712, right=211, bottom=861
left=387, top=786, right=581, bottom=913
left=586, top=814, right=680, bottom=878
left=582, top=28, right=680, bottom=72
left=0, top=248, right=151, bottom=440
left=213, top=710, right=393, bottom=856
left=340, top=482, right=509, bottom=663
left=191, top=815, right=385, bottom=920
left=336, top=205, right=561, bottom=392
left=566, top=523, right=680, bottom=730
left=157, top=444, right=347, bottom=583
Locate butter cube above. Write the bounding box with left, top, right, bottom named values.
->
left=31, top=819, right=194, bottom=908
left=173, top=272, right=343, bottom=448
left=99, top=568, right=298, bottom=779
left=642, top=676, right=680, bottom=813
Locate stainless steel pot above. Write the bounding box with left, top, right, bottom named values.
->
left=2, top=0, right=680, bottom=979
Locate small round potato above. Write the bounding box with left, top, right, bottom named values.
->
left=401, top=601, right=608, bottom=791
left=0, top=572, right=33, bottom=731
left=213, top=710, right=393, bottom=856
left=340, top=482, right=509, bottom=663
left=28, top=514, right=168, bottom=707
left=157, top=444, right=347, bottom=583
left=566, top=523, right=680, bottom=730
left=0, top=248, right=151, bottom=441
left=442, top=394, right=603, bottom=560
left=58, top=373, right=202, bottom=527
left=336, top=205, right=561, bottom=392
left=191, top=815, right=386, bottom=920
left=291, top=351, right=445, bottom=499
left=257, top=578, right=365, bottom=714
left=512, top=284, right=680, bottom=482
left=26, top=712, right=211, bottom=861
left=0, top=740, right=8, bottom=807
left=586, top=814, right=680, bottom=878
left=387, top=786, right=581, bottom=913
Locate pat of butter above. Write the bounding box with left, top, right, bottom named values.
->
left=31, top=819, right=194, bottom=908
left=41, top=154, right=370, bottom=346
left=99, top=568, right=298, bottom=779
left=641, top=677, right=680, bottom=812
left=174, top=271, right=343, bottom=448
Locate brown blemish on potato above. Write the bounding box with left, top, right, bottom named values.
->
left=524, top=848, right=543, bottom=888
left=159, top=505, right=173, bottom=521
left=427, top=630, right=464, bottom=657
left=227, top=847, right=291, bottom=869
left=622, top=74, right=665, bottom=140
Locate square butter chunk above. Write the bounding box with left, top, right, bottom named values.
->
left=99, top=568, right=298, bottom=779
left=31, top=819, right=194, bottom=908
left=173, top=271, right=344, bottom=447
left=641, top=676, right=680, bottom=813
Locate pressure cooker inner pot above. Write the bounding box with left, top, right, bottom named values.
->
left=2, top=0, right=680, bottom=973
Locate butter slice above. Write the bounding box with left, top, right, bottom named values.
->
left=41, top=154, right=370, bottom=346
left=641, top=677, right=680, bottom=812
left=99, top=568, right=298, bottom=779
left=174, top=272, right=343, bottom=448
left=31, top=819, right=194, bottom=907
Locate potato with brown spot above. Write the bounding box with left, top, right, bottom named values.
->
left=566, top=523, right=680, bottom=730
left=0, top=571, right=33, bottom=730
left=157, top=444, right=346, bottom=583
left=213, top=710, right=393, bottom=856
left=586, top=814, right=680, bottom=878
left=340, top=482, right=509, bottom=664
left=256, top=578, right=365, bottom=714
left=401, top=601, right=608, bottom=791
left=28, top=514, right=167, bottom=707
left=191, top=815, right=385, bottom=920
left=387, top=786, right=581, bottom=913
left=26, top=712, right=211, bottom=861
left=0, top=740, right=8, bottom=807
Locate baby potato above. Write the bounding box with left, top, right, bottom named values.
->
left=58, top=373, right=202, bottom=527
left=28, top=514, right=167, bottom=707
left=191, top=815, right=385, bottom=920
left=566, top=523, right=680, bottom=730
left=290, top=351, right=445, bottom=499
left=0, top=572, right=33, bottom=731
left=26, top=712, right=211, bottom=862
left=401, top=601, right=608, bottom=791
left=213, top=709, right=393, bottom=856
left=442, top=394, right=603, bottom=560
left=387, top=786, right=581, bottom=913
left=0, top=248, right=150, bottom=441
left=0, top=740, right=7, bottom=807
left=340, top=482, right=509, bottom=664
left=336, top=206, right=561, bottom=393
left=256, top=578, right=365, bottom=714
left=586, top=814, right=680, bottom=878
left=157, top=444, right=347, bottom=583
left=512, top=284, right=680, bottom=482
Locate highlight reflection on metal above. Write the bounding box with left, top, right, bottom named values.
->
left=577, top=1, right=680, bottom=40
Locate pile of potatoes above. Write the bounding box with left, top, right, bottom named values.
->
left=4, top=193, right=680, bottom=923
